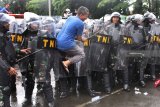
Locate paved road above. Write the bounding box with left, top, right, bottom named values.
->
left=11, top=70, right=160, bottom=107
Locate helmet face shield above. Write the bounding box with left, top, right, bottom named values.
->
left=24, top=12, right=40, bottom=22
left=38, top=17, right=56, bottom=37
left=41, top=23, right=55, bottom=33
left=0, top=13, right=15, bottom=25
left=0, top=13, right=15, bottom=32
left=144, top=12, right=156, bottom=23
left=132, top=14, right=144, bottom=25
left=28, top=21, right=40, bottom=31
left=9, top=20, right=27, bottom=34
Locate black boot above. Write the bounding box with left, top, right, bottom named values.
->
left=22, top=86, right=33, bottom=107
left=59, top=78, right=69, bottom=98
left=55, top=81, right=60, bottom=96
left=60, top=92, right=68, bottom=98
left=123, top=84, right=130, bottom=92
left=22, top=73, right=35, bottom=106
left=103, top=73, right=111, bottom=94
left=22, top=97, right=32, bottom=107
left=140, top=81, right=146, bottom=87
left=140, top=70, right=146, bottom=87
left=87, top=74, right=96, bottom=97
left=2, top=86, right=11, bottom=107
left=43, top=83, right=54, bottom=105
left=48, top=101, right=55, bottom=107
left=123, top=69, right=130, bottom=92
left=10, top=75, right=16, bottom=94
left=151, top=64, right=156, bottom=81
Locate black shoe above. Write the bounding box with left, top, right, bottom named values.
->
left=22, top=98, right=32, bottom=107
left=11, top=92, right=17, bottom=102
left=88, top=89, right=101, bottom=97
left=105, top=88, right=111, bottom=94
left=69, top=87, right=74, bottom=93
left=152, top=75, right=156, bottom=81
left=48, top=101, right=55, bottom=107
left=123, top=84, right=130, bottom=92
left=60, top=92, right=68, bottom=99
left=140, top=81, right=146, bottom=87
left=88, top=89, right=96, bottom=97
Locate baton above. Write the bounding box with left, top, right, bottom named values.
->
left=128, top=52, right=145, bottom=57
left=16, top=49, right=44, bottom=63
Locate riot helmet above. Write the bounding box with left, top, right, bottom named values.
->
left=0, top=13, right=15, bottom=33
left=110, top=12, right=121, bottom=24
left=131, top=14, right=144, bottom=25
left=144, top=12, right=156, bottom=24
left=24, top=12, right=40, bottom=23
left=40, top=17, right=56, bottom=38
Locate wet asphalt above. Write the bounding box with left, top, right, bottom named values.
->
left=11, top=70, right=160, bottom=107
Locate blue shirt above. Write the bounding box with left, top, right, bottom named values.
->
left=0, top=7, right=8, bottom=13
left=57, top=16, right=84, bottom=51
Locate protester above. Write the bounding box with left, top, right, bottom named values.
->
left=0, top=4, right=11, bottom=14
left=57, top=6, right=89, bottom=72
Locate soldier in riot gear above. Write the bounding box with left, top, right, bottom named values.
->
left=125, top=15, right=134, bottom=26
left=19, top=12, right=40, bottom=106
left=20, top=13, right=56, bottom=107
left=86, top=18, right=112, bottom=96
left=34, top=17, right=56, bottom=107
left=126, top=14, right=146, bottom=87
left=0, top=13, right=30, bottom=107
left=0, top=13, right=17, bottom=107
left=143, top=12, right=157, bottom=81
left=106, top=12, right=130, bottom=91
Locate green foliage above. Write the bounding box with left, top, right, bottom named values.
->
left=26, top=0, right=49, bottom=15
left=52, top=0, right=70, bottom=15
left=0, top=0, right=160, bottom=18
left=98, top=0, right=115, bottom=8
left=0, top=0, right=30, bottom=14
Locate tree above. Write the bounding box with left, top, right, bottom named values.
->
left=0, top=0, right=30, bottom=14
left=98, top=0, right=115, bottom=8
left=26, top=0, right=49, bottom=15
left=132, top=0, right=160, bottom=18
left=97, top=0, right=130, bottom=16
left=52, top=0, right=70, bottom=15
left=25, top=0, right=70, bottom=16
left=10, top=0, right=30, bottom=14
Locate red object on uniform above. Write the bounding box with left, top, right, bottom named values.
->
left=154, top=79, right=160, bottom=88
left=8, top=14, right=24, bottom=18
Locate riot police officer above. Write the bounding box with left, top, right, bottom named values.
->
left=143, top=12, right=157, bottom=81
left=20, top=12, right=40, bottom=106
left=106, top=12, right=130, bottom=91
left=0, top=13, right=31, bottom=107
left=34, top=17, right=56, bottom=107
left=126, top=14, right=146, bottom=87
left=20, top=14, right=56, bottom=107
left=0, top=12, right=17, bottom=107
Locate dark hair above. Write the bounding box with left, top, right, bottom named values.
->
left=110, top=17, right=122, bottom=24
left=77, top=6, right=89, bottom=16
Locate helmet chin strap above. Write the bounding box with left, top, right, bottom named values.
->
left=131, top=21, right=139, bottom=30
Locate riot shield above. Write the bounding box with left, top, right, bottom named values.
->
left=88, top=33, right=112, bottom=72
left=112, top=35, right=134, bottom=71
left=28, top=19, right=57, bottom=82
left=146, top=35, right=160, bottom=65
left=74, top=21, right=94, bottom=77
left=143, top=24, right=160, bottom=65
